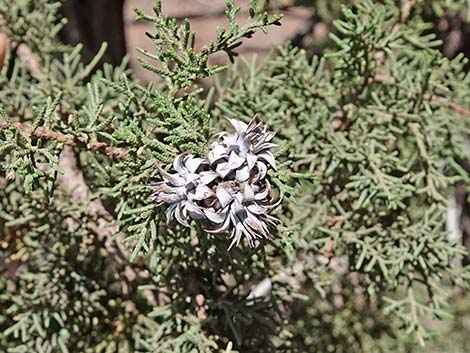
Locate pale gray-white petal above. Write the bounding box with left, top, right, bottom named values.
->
left=245, top=212, right=268, bottom=237
left=247, top=204, right=268, bottom=215
left=173, top=153, right=186, bottom=173
left=204, top=208, right=228, bottom=224
left=216, top=163, right=233, bottom=178
left=228, top=224, right=244, bottom=250
left=193, top=184, right=215, bottom=200
left=246, top=153, right=257, bottom=171
left=221, top=151, right=245, bottom=171
left=230, top=195, right=245, bottom=215
left=236, top=166, right=250, bottom=182
left=183, top=173, right=200, bottom=185
left=174, top=202, right=189, bottom=227
left=206, top=214, right=231, bottom=233
left=185, top=201, right=205, bottom=220
left=208, top=144, right=227, bottom=164
left=199, top=171, right=218, bottom=185
left=157, top=192, right=185, bottom=204
left=165, top=203, right=177, bottom=223
left=254, top=180, right=272, bottom=200
left=258, top=151, right=277, bottom=170
left=158, top=167, right=185, bottom=186
left=185, top=156, right=207, bottom=174
left=216, top=184, right=234, bottom=208
left=241, top=182, right=255, bottom=202
left=253, top=161, right=267, bottom=183
left=253, top=142, right=278, bottom=154
left=226, top=116, right=248, bottom=135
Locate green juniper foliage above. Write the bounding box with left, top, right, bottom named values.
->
left=0, top=0, right=469, bottom=352
left=216, top=0, right=470, bottom=349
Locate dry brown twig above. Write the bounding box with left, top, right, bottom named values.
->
left=401, top=0, right=416, bottom=23
left=372, top=75, right=470, bottom=117
left=422, top=94, right=470, bottom=117
left=0, top=39, right=137, bottom=292
left=392, top=0, right=416, bottom=33
left=332, top=73, right=470, bottom=131
left=0, top=31, right=128, bottom=160
left=0, top=118, right=129, bottom=160
left=58, top=146, right=155, bottom=305
left=0, top=32, right=7, bottom=68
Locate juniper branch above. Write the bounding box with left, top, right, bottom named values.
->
left=423, top=93, right=470, bottom=117
left=0, top=117, right=129, bottom=160
left=371, top=75, right=470, bottom=117
left=57, top=146, right=152, bottom=299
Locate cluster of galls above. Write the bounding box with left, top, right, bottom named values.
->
left=148, top=117, right=280, bottom=249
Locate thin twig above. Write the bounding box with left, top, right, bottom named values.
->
left=423, top=94, right=470, bottom=117
left=372, top=75, right=470, bottom=117
left=332, top=75, right=470, bottom=130
left=401, top=0, right=416, bottom=23
left=129, top=3, right=293, bottom=23
left=392, top=0, right=416, bottom=33
left=58, top=146, right=155, bottom=304
left=0, top=118, right=129, bottom=160
left=0, top=32, right=7, bottom=68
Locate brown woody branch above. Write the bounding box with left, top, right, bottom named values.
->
left=422, top=94, right=470, bottom=117
left=333, top=74, right=470, bottom=131
left=371, top=75, right=470, bottom=117
left=0, top=118, right=129, bottom=160
left=392, top=0, right=416, bottom=33
left=0, top=33, right=129, bottom=160
left=400, top=0, right=416, bottom=23
left=0, top=32, right=7, bottom=68
left=58, top=146, right=156, bottom=305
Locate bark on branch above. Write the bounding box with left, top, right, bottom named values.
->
left=372, top=75, right=470, bottom=117
left=58, top=146, right=154, bottom=304
left=0, top=118, right=129, bottom=160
